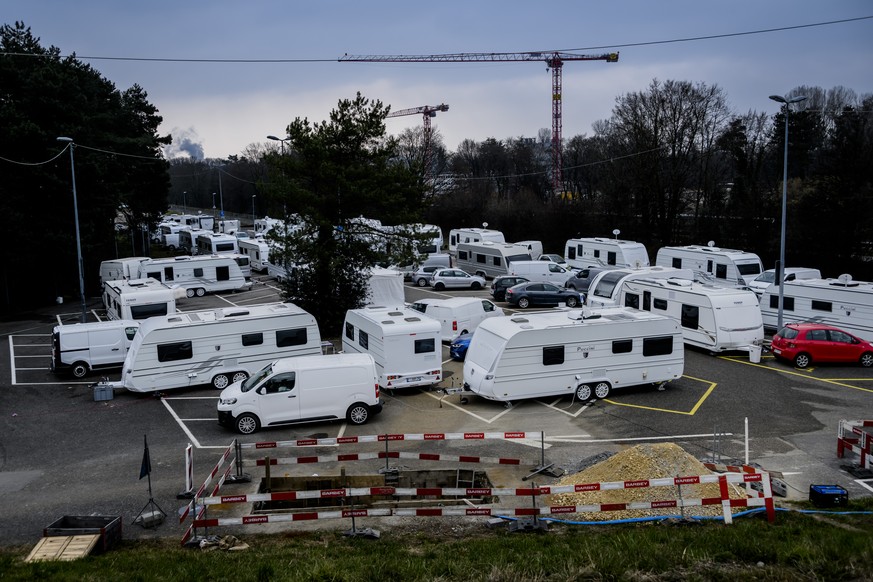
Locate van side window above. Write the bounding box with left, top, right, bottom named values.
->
left=482, top=300, right=495, bottom=312
left=264, top=372, right=295, bottom=394
left=125, top=327, right=138, bottom=340
left=345, top=322, right=355, bottom=340
left=642, top=336, right=673, bottom=357
left=358, top=330, right=369, bottom=349
left=242, top=333, right=263, bottom=346
left=414, top=338, right=435, bottom=354
left=681, top=305, right=699, bottom=329
left=277, top=328, right=307, bottom=347
left=157, top=341, right=193, bottom=362
left=542, top=345, right=564, bottom=366
left=612, top=339, right=632, bottom=354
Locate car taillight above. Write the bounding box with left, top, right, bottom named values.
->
left=452, top=320, right=457, bottom=331
left=506, top=289, right=514, bottom=295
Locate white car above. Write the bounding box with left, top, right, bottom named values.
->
left=429, top=268, right=486, bottom=291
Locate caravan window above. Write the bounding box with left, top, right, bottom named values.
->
left=653, top=298, right=668, bottom=311
left=476, top=253, right=486, bottom=264
left=542, top=345, right=564, bottom=366
left=242, top=333, right=263, bottom=346
left=567, top=246, right=577, bottom=260
left=672, top=257, right=682, bottom=269
left=358, top=330, right=369, bottom=349
left=216, top=266, right=230, bottom=281
left=130, top=303, right=169, bottom=320
left=769, top=295, right=795, bottom=311
left=642, top=336, right=673, bottom=357
left=194, top=268, right=204, bottom=277
left=607, top=251, right=616, bottom=265
left=164, top=267, right=174, bottom=282
left=643, top=291, right=651, bottom=311
left=811, top=300, right=832, bottom=312
left=492, top=256, right=502, bottom=267
left=681, top=305, right=699, bottom=330
left=737, top=263, right=761, bottom=276
left=157, top=341, right=193, bottom=362
left=624, top=293, right=640, bottom=309
left=345, top=322, right=355, bottom=340
left=414, top=338, right=435, bottom=354
left=216, top=243, right=235, bottom=252
left=715, top=264, right=728, bottom=279
left=277, top=328, right=307, bottom=347
left=458, top=250, right=468, bottom=260
left=612, top=339, right=633, bottom=354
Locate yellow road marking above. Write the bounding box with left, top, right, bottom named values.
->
left=603, top=375, right=717, bottom=416
left=720, top=356, right=873, bottom=394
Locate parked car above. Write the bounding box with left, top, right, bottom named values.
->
left=449, top=332, right=474, bottom=361
left=538, top=254, right=569, bottom=268
left=490, top=275, right=529, bottom=302
left=412, top=265, right=442, bottom=287
left=770, top=323, right=873, bottom=368
left=429, top=268, right=486, bottom=291
left=564, top=266, right=619, bottom=294
left=504, top=282, right=582, bottom=309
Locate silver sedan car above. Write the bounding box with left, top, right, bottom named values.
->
left=429, top=268, right=486, bottom=291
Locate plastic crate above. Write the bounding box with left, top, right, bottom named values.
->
left=809, top=484, right=848, bottom=508
left=93, top=384, right=114, bottom=402
left=44, top=515, right=122, bottom=552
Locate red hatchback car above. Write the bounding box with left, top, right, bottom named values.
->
left=770, top=323, right=873, bottom=368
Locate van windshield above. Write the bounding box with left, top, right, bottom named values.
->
left=242, top=363, right=273, bottom=393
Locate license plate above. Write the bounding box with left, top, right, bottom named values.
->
left=772, top=348, right=781, bottom=355
left=406, top=376, right=422, bottom=383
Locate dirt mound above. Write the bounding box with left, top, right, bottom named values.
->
left=547, top=443, right=748, bottom=520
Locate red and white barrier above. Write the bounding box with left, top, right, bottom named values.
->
left=837, top=419, right=873, bottom=470
left=180, top=440, right=238, bottom=546
left=255, top=450, right=523, bottom=467
left=241, top=431, right=541, bottom=450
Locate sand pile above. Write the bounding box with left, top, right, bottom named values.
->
left=546, top=443, right=748, bottom=520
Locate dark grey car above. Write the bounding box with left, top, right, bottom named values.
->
left=564, top=266, right=618, bottom=294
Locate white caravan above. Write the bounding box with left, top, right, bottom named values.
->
left=159, top=223, right=183, bottom=249
left=51, top=319, right=140, bottom=378
left=455, top=241, right=531, bottom=279
left=585, top=267, right=695, bottom=308
left=217, top=353, right=383, bottom=434
left=616, top=277, right=764, bottom=352
left=759, top=275, right=873, bottom=340
left=102, top=278, right=183, bottom=321
left=448, top=227, right=505, bottom=254
left=463, top=308, right=684, bottom=402
left=341, top=306, right=442, bottom=390
left=655, top=244, right=763, bottom=286
left=195, top=232, right=239, bottom=256
left=112, top=302, right=322, bottom=392
left=238, top=237, right=271, bottom=272
left=564, top=237, right=650, bottom=269
left=217, top=219, right=241, bottom=235
left=747, top=267, right=822, bottom=297
left=99, top=257, right=148, bottom=286
left=178, top=228, right=209, bottom=253
left=409, top=297, right=505, bottom=342
left=137, top=254, right=252, bottom=297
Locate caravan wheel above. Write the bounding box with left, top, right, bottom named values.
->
left=232, top=371, right=249, bottom=383
left=594, top=382, right=611, bottom=399
left=575, top=384, right=593, bottom=401
left=186, top=288, right=196, bottom=298
left=195, top=288, right=206, bottom=297
left=212, top=374, right=230, bottom=390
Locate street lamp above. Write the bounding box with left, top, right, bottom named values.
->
left=769, top=93, right=807, bottom=331
left=217, top=166, right=225, bottom=219
left=182, top=190, right=187, bottom=215
left=56, top=136, right=87, bottom=323
left=252, top=195, right=257, bottom=229
left=267, top=135, right=290, bottom=154
left=211, top=192, right=217, bottom=218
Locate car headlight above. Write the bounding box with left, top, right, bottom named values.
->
left=219, top=398, right=237, bottom=405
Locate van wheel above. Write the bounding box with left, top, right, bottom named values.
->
left=434, top=282, right=446, bottom=291
left=566, top=296, right=579, bottom=308
left=167, top=245, right=176, bottom=252
left=594, top=382, right=611, bottom=399
left=471, top=282, right=482, bottom=290
left=236, top=413, right=260, bottom=435
left=186, top=288, right=196, bottom=298
left=794, top=353, right=811, bottom=368
left=195, top=288, right=206, bottom=297
left=575, top=384, right=593, bottom=401
left=212, top=374, right=230, bottom=390
left=346, top=403, right=370, bottom=425
left=71, top=362, right=89, bottom=379
left=231, top=371, right=249, bottom=383
left=416, top=278, right=428, bottom=287
left=861, top=353, right=873, bottom=368
left=517, top=297, right=530, bottom=309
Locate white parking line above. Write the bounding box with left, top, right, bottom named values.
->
left=538, top=398, right=594, bottom=418
left=161, top=397, right=204, bottom=448
left=8, top=336, right=16, bottom=385
left=544, top=432, right=734, bottom=444
left=855, top=479, right=873, bottom=494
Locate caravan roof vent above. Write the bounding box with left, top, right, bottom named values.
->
left=222, top=309, right=250, bottom=318
left=381, top=320, right=395, bottom=325
left=404, top=317, right=422, bottom=322
left=510, top=317, right=530, bottom=324
left=167, top=316, right=184, bottom=323
left=667, top=279, right=692, bottom=287
left=388, top=311, right=404, bottom=316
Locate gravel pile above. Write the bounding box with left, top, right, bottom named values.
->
left=547, top=443, right=748, bottom=520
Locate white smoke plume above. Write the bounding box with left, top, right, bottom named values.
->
left=164, top=128, right=205, bottom=160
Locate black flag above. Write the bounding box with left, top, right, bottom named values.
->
left=139, top=435, right=151, bottom=480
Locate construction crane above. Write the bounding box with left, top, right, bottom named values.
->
left=340, top=51, right=618, bottom=194
left=386, top=103, right=449, bottom=182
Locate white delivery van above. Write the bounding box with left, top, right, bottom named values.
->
left=409, top=297, right=505, bottom=342
left=448, top=227, right=505, bottom=255
left=564, top=237, right=650, bottom=269
left=98, top=257, right=148, bottom=286
left=463, top=307, right=684, bottom=402
left=509, top=260, right=574, bottom=284
left=113, top=302, right=322, bottom=392
left=342, top=306, right=442, bottom=389
left=455, top=241, right=532, bottom=279
left=102, top=277, right=183, bottom=321
left=217, top=353, right=383, bottom=434
left=616, top=277, right=764, bottom=353
left=759, top=275, right=873, bottom=340
left=655, top=244, right=763, bottom=286
left=51, top=320, right=140, bottom=378
left=138, top=254, right=252, bottom=297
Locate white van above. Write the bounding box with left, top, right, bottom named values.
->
left=463, top=307, right=684, bottom=402
left=112, top=302, right=322, bottom=392
left=448, top=227, right=505, bottom=254
left=515, top=240, right=544, bottom=259
left=342, top=306, right=442, bottom=389
left=747, top=267, right=822, bottom=297
left=217, top=353, right=383, bottom=434
left=455, top=241, right=531, bottom=279
left=102, top=278, right=183, bottom=321
left=409, top=297, right=505, bottom=342
left=564, top=237, right=650, bottom=269
left=655, top=244, right=763, bottom=286
left=51, top=320, right=140, bottom=378
left=509, top=260, right=574, bottom=284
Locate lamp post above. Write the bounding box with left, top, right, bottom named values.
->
left=267, top=135, right=290, bottom=154
left=252, top=195, right=257, bottom=229
left=769, top=93, right=807, bottom=331
left=182, top=190, right=187, bottom=215
left=217, top=167, right=225, bottom=219
left=211, top=193, right=217, bottom=218
left=56, top=136, right=87, bottom=323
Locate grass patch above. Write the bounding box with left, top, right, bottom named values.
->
left=1, top=504, right=871, bottom=581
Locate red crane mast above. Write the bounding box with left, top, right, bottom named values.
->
left=386, top=103, right=449, bottom=183
left=340, top=51, right=618, bottom=194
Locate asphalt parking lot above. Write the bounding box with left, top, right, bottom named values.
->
left=0, top=272, right=871, bottom=545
